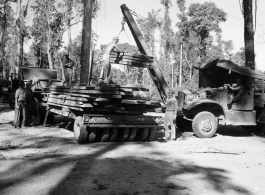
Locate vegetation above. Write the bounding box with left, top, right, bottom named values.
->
left=0, top=0, right=251, bottom=99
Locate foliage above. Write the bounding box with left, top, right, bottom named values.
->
left=231, top=47, right=245, bottom=66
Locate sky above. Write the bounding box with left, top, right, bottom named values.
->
left=23, top=0, right=265, bottom=71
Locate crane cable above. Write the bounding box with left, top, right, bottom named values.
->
left=117, top=17, right=132, bottom=44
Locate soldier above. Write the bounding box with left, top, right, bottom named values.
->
left=61, top=54, right=75, bottom=86
left=25, top=80, right=35, bottom=126
left=14, top=80, right=27, bottom=128
left=164, top=90, right=178, bottom=140
left=99, top=37, right=121, bottom=84
left=227, top=78, right=244, bottom=102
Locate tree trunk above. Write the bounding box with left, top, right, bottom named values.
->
left=80, top=0, right=93, bottom=84
left=15, top=0, right=22, bottom=68
left=68, top=18, right=72, bottom=54
left=243, top=0, right=255, bottom=70
left=0, top=0, right=8, bottom=77
left=46, top=0, right=53, bottom=69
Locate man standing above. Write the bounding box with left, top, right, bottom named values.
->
left=14, top=81, right=27, bottom=128
left=25, top=80, right=35, bottom=126
left=99, top=37, right=121, bottom=84
left=164, top=90, right=178, bottom=140
left=61, top=54, right=75, bottom=86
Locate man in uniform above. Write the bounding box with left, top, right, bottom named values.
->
left=99, top=37, right=121, bottom=84
left=164, top=90, right=178, bottom=140
left=25, top=80, right=35, bottom=126
left=14, top=80, right=27, bottom=128
left=61, top=54, right=75, bottom=86
left=227, top=78, right=244, bottom=102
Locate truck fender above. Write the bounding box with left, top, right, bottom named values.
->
left=183, top=99, right=226, bottom=124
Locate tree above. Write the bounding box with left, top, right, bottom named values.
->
left=231, top=47, right=245, bottom=66
left=242, top=0, right=255, bottom=70
left=178, top=2, right=227, bottom=65
left=0, top=0, right=15, bottom=78
left=80, top=0, right=93, bottom=84
left=176, top=1, right=227, bottom=90
left=14, top=0, right=29, bottom=69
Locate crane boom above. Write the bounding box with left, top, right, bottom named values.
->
left=120, top=4, right=169, bottom=104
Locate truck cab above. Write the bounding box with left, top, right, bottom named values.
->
left=180, top=59, right=265, bottom=138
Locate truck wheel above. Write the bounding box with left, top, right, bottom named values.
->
left=192, top=112, right=217, bottom=138
left=242, top=123, right=265, bottom=133
left=74, top=116, right=87, bottom=144
left=109, top=128, right=118, bottom=142
left=87, top=127, right=97, bottom=143
left=117, top=128, right=129, bottom=142
left=136, top=127, right=149, bottom=142
left=146, top=127, right=156, bottom=142
left=128, top=128, right=137, bottom=141
left=100, top=128, right=110, bottom=142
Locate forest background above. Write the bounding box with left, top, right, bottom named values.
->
left=0, top=0, right=262, bottom=99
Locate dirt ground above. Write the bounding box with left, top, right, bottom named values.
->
left=1, top=103, right=265, bottom=195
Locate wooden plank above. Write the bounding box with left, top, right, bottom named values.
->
left=110, top=58, right=152, bottom=65
left=50, top=88, right=120, bottom=95
left=47, top=102, right=84, bottom=111
left=72, top=85, right=120, bottom=91
left=109, top=60, right=150, bottom=68
left=110, top=53, right=154, bottom=60
left=109, top=52, right=154, bottom=59
left=48, top=94, right=88, bottom=102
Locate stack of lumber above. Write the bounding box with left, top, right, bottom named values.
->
left=108, top=52, right=154, bottom=68
left=44, top=84, right=161, bottom=114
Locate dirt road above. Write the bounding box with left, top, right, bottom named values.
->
left=0, top=103, right=265, bottom=195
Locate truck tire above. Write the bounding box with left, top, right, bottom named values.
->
left=74, top=116, right=87, bottom=144
left=192, top=111, right=217, bottom=138
left=242, top=123, right=265, bottom=133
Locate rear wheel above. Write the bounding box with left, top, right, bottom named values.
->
left=192, top=112, right=217, bottom=138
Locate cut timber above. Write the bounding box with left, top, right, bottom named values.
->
left=110, top=58, right=151, bottom=66
left=109, top=52, right=154, bottom=60
left=109, top=60, right=151, bottom=68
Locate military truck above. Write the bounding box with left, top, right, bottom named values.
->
left=178, top=59, right=265, bottom=138
left=0, top=79, right=11, bottom=103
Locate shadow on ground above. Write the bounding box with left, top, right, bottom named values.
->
left=0, top=125, right=253, bottom=195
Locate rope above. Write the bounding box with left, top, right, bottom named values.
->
left=128, top=8, right=147, bottom=21
left=124, top=28, right=132, bottom=44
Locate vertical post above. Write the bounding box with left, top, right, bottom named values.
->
left=80, top=0, right=93, bottom=85
left=179, top=43, right=183, bottom=88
